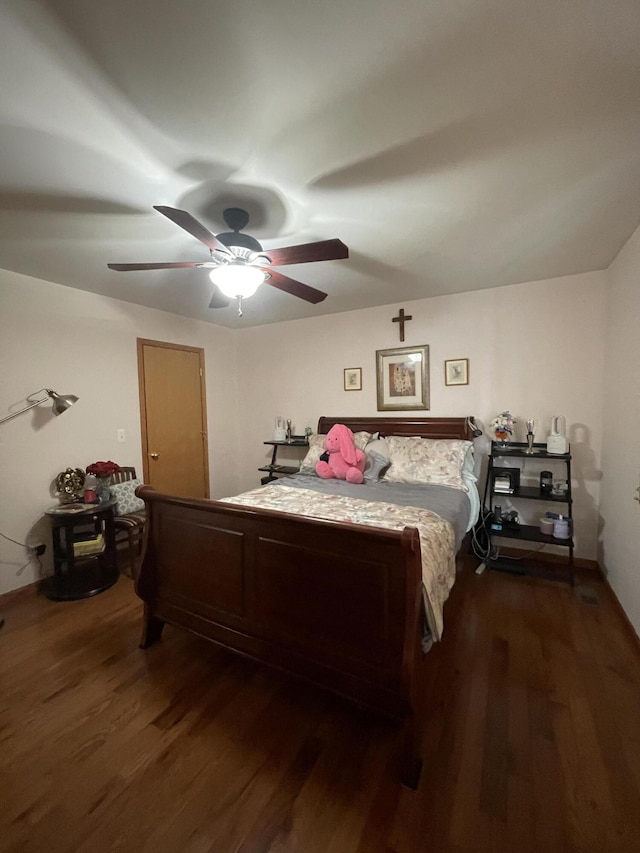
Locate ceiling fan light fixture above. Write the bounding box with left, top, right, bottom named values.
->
left=209, top=263, right=265, bottom=299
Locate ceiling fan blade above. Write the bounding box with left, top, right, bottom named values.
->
left=108, top=261, right=203, bottom=271
left=153, top=205, right=232, bottom=255
left=265, top=269, right=327, bottom=304
left=262, top=238, right=348, bottom=267
left=209, top=286, right=230, bottom=309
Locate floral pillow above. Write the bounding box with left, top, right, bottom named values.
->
left=111, top=479, right=145, bottom=515
left=382, top=437, right=472, bottom=490
left=298, top=431, right=372, bottom=475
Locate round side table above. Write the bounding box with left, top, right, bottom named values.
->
left=43, top=500, right=119, bottom=601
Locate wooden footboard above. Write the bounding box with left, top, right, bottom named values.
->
left=134, top=486, right=426, bottom=787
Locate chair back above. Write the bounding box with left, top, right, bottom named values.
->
left=111, top=466, right=137, bottom=485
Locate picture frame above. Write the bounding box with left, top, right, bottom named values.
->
left=376, top=345, right=430, bottom=411
left=444, top=358, right=469, bottom=386
left=343, top=367, right=362, bottom=391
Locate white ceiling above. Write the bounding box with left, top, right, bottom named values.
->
left=1, top=0, right=639, bottom=328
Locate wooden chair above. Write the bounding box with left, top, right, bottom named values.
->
left=110, top=466, right=146, bottom=578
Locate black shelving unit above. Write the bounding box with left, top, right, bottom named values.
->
left=483, top=441, right=574, bottom=584
left=259, top=438, right=308, bottom=484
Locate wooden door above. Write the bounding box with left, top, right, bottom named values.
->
left=137, top=339, right=209, bottom=498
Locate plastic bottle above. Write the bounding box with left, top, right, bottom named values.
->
left=553, top=515, right=570, bottom=539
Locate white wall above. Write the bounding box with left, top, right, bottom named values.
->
left=236, top=270, right=607, bottom=560
left=0, top=265, right=610, bottom=598
left=0, top=270, right=240, bottom=596
left=600, top=223, right=640, bottom=634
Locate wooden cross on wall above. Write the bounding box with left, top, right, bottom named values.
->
left=392, top=308, right=413, bottom=342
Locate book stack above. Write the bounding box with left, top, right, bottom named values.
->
left=73, top=532, right=105, bottom=557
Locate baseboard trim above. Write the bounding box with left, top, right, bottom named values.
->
left=0, top=579, right=40, bottom=608
left=497, top=546, right=600, bottom=574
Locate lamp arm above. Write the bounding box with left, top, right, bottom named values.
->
left=0, top=392, right=50, bottom=426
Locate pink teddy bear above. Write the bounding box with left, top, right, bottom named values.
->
left=315, top=424, right=365, bottom=484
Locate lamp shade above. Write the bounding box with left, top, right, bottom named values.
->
left=48, top=390, right=79, bottom=415
left=209, top=264, right=265, bottom=299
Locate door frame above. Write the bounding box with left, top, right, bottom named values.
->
left=137, top=338, right=210, bottom=497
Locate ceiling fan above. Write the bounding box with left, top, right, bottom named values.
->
left=108, top=206, right=349, bottom=315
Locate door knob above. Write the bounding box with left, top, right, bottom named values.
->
left=150, top=452, right=159, bottom=459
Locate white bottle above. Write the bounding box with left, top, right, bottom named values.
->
left=553, top=515, right=570, bottom=539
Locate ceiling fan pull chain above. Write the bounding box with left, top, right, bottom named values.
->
left=237, top=296, right=243, bottom=317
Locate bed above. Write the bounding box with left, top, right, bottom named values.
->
left=134, top=415, right=478, bottom=788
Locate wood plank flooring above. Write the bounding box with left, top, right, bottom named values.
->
left=1, top=562, right=639, bottom=853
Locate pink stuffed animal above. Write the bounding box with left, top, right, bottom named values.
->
left=315, top=424, right=365, bottom=484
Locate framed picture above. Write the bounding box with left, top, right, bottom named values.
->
left=344, top=367, right=362, bottom=391
left=376, top=345, right=430, bottom=411
left=444, top=358, right=469, bottom=386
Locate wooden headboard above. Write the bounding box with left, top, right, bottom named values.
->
left=317, top=415, right=477, bottom=441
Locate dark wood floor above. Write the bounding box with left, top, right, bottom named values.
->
left=1, top=561, right=639, bottom=853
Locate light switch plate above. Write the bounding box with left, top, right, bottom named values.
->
left=117, top=429, right=127, bottom=443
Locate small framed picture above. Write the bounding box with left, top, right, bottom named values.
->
left=444, top=358, right=469, bottom=386
left=344, top=367, right=362, bottom=391
left=376, top=345, right=430, bottom=411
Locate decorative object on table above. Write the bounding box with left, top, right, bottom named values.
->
left=83, top=473, right=98, bottom=504
left=273, top=416, right=286, bottom=442
left=315, top=424, right=366, bottom=484
left=86, top=460, right=121, bottom=503
left=0, top=387, right=79, bottom=426
left=490, top=411, right=515, bottom=447
left=546, top=415, right=568, bottom=455
left=444, top=358, right=469, bottom=386
left=376, top=345, right=429, bottom=411
left=344, top=367, right=362, bottom=391
left=55, top=468, right=86, bottom=502
left=524, top=417, right=537, bottom=454
left=540, top=470, right=553, bottom=494
left=285, top=419, right=293, bottom=443
left=304, top=427, right=313, bottom=444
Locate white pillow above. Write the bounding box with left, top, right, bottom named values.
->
left=382, top=436, right=472, bottom=490
left=298, top=431, right=371, bottom=475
